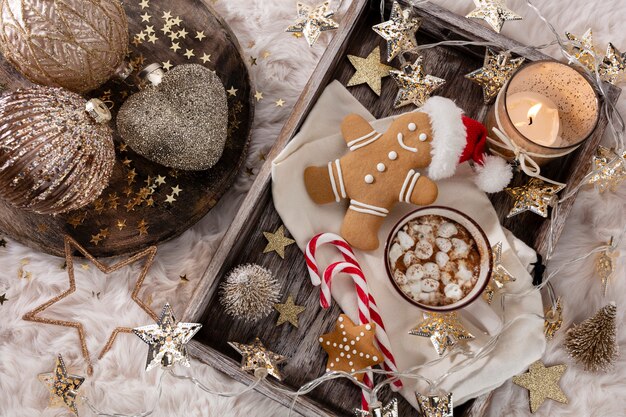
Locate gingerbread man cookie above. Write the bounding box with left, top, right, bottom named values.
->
left=304, top=96, right=513, bottom=250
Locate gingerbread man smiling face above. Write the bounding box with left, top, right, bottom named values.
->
left=303, top=96, right=512, bottom=251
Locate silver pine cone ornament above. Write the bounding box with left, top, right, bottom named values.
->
left=0, top=86, right=115, bottom=214
left=220, top=264, right=281, bottom=322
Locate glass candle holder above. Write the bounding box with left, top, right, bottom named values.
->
left=486, top=60, right=600, bottom=165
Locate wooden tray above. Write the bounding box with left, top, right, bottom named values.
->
left=0, top=0, right=254, bottom=257
left=183, top=1, right=620, bottom=416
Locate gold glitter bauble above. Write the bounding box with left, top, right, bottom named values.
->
left=0, top=86, right=115, bottom=214
left=117, top=64, right=228, bottom=171
left=0, top=0, right=129, bottom=93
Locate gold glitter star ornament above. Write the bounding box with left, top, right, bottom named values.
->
left=512, top=361, right=568, bottom=413
left=354, top=398, right=398, bottom=417
left=274, top=295, right=306, bottom=327
left=409, top=312, right=474, bottom=356
left=263, top=225, right=296, bottom=258
left=286, top=1, right=339, bottom=47
left=390, top=57, right=445, bottom=108
left=465, top=49, right=525, bottom=103
left=483, top=242, right=515, bottom=304
left=505, top=178, right=565, bottom=218
left=39, top=355, right=85, bottom=415
left=587, top=146, right=626, bottom=193
left=372, top=1, right=421, bottom=62
left=229, top=337, right=287, bottom=380
left=466, top=0, right=522, bottom=33
left=416, top=392, right=453, bottom=417
left=347, top=46, right=394, bottom=96
left=599, top=43, right=626, bottom=85
left=133, top=303, right=202, bottom=371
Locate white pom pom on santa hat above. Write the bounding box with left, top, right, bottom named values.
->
left=420, top=96, right=512, bottom=193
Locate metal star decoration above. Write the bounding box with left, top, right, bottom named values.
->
left=274, top=294, right=306, bottom=327
left=544, top=297, right=563, bottom=340
left=354, top=398, right=398, bottom=417
left=347, top=46, right=394, bottom=96
left=38, top=355, right=85, bottom=416
left=389, top=57, right=446, bottom=108
left=505, top=178, right=565, bottom=218
left=133, top=303, right=202, bottom=371
left=599, top=43, right=626, bottom=85
left=409, top=312, right=474, bottom=356
left=565, top=29, right=598, bottom=72
left=23, top=236, right=158, bottom=375
left=465, top=49, right=525, bottom=103
left=482, top=242, right=515, bottom=304
left=587, top=146, right=626, bottom=193
left=596, top=238, right=618, bottom=296
left=263, top=225, right=296, bottom=259
left=372, top=1, right=421, bottom=62
left=512, top=361, right=568, bottom=413
left=466, top=0, right=522, bottom=33
left=228, top=337, right=287, bottom=380
left=416, top=392, right=454, bottom=417
left=286, top=1, right=339, bottom=47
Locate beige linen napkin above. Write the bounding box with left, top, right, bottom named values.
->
left=271, top=81, right=545, bottom=408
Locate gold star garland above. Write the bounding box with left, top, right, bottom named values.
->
left=354, top=398, right=398, bottom=417
left=465, top=49, right=525, bottom=103
left=587, top=146, right=626, bottom=193
left=596, top=237, right=619, bottom=296
left=409, top=312, right=474, bottom=356
left=389, top=57, right=446, bottom=108
left=372, top=1, right=421, bottom=62
left=466, top=0, right=522, bottom=33
left=23, top=236, right=158, bottom=375
left=39, top=355, right=85, bottom=416
left=416, top=392, right=454, bottom=417
left=505, top=178, right=565, bottom=218
left=229, top=337, right=287, bottom=380
left=565, top=29, right=598, bottom=72
left=482, top=242, right=516, bottom=304
left=544, top=297, right=563, bottom=340
left=599, top=43, right=626, bottom=85
left=285, top=1, right=339, bottom=47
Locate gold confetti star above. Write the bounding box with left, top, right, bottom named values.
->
left=81, top=264, right=90, bottom=271
left=155, top=175, right=166, bottom=186
left=118, top=142, right=128, bottom=152
left=0, top=293, right=7, bottom=305
left=140, top=12, right=151, bottom=22
left=179, top=274, right=190, bottom=283
left=227, top=86, right=238, bottom=96
left=599, top=43, right=626, bottom=85
left=390, top=56, right=446, bottom=108
left=505, top=178, right=565, bottom=218
left=565, top=29, right=598, bottom=72
left=184, top=49, right=195, bottom=59
left=39, top=355, right=85, bottom=415
left=409, top=312, right=474, bottom=356
left=245, top=167, right=255, bottom=177
left=178, top=28, right=188, bottom=39
left=165, top=194, right=177, bottom=204
left=168, top=31, right=179, bottom=41
left=160, top=25, right=172, bottom=35
left=346, top=46, right=394, bottom=96
left=139, top=0, right=149, bottom=9
left=262, top=50, right=271, bottom=59
left=466, top=0, right=522, bottom=33
left=116, top=219, right=127, bottom=231
left=512, top=361, right=568, bottom=413
left=275, top=98, right=285, bottom=107
left=90, top=234, right=103, bottom=246
left=465, top=49, right=525, bottom=103
left=195, top=31, right=206, bottom=41
left=200, top=53, right=211, bottom=63
left=171, top=185, right=182, bottom=196
left=285, top=1, right=339, bottom=47
left=250, top=56, right=257, bottom=66
left=170, top=42, right=181, bottom=52
left=229, top=338, right=287, bottom=380
left=145, top=25, right=155, bottom=34
left=372, top=1, right=421, bottom=62
left=37, top=224, right=49, bottom=233
left=274, top=295, right=306, bottom=327
left=171, top=16, right=182, bottom=26
left=148, top=34, right=158, bottom=44
left=262, top=225, right=295, bottom=258
left=254, top=91, right=264, bottom=101
left=482, top=242, right=515, bottom=304
left=162, top=11, right=173, bottom=20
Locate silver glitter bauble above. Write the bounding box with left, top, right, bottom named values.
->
left=220, top=264, right=281, bottom=322
left=0, top=86, right=115, bottom=214
left=117, top=63, right=228, bottom=171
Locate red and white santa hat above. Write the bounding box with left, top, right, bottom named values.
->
left=420, top=96, right=513, bottom=193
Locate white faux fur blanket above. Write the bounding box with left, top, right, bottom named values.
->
left=0, top=1, right=624, bottom=416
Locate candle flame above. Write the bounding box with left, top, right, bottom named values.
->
left=527, top=103, right=543, bottom=120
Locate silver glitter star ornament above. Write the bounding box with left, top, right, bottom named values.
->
left=389, top=57, right=446, bottom=108
left=39, top=355, right=85, bottom=416
left=372, top=1, right=421, bottom=62
left=133, top=303, right=202, bottom=371
left=229, top=337, right=287, bottom=380
left=416, top=392, right=454, bottom=417
left=466, top=0, right=522, bottom=33
left=286, top=1, right=339, bottom=47
left=354, top=398, right=398, bottom=417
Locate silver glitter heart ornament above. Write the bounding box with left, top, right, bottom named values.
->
left=117, top=64, right=228, bottom=171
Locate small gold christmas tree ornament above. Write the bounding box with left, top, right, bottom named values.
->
left=563, top=302, right=618, bottom=372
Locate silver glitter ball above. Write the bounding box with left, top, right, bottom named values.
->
left=117, top=64, right=228, bottom=171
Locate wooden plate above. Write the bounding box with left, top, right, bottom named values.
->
left=0, top=0, right=254, bottom=257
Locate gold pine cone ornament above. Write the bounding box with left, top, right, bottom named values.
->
left=0, top=86, right=115, bottom=214
left=0, top=0, right=129, bottom=93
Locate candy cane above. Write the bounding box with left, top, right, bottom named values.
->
left=305, top=234, right=403, bottom=401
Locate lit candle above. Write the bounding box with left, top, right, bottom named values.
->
left=507, top=92, right=561, bottom=147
